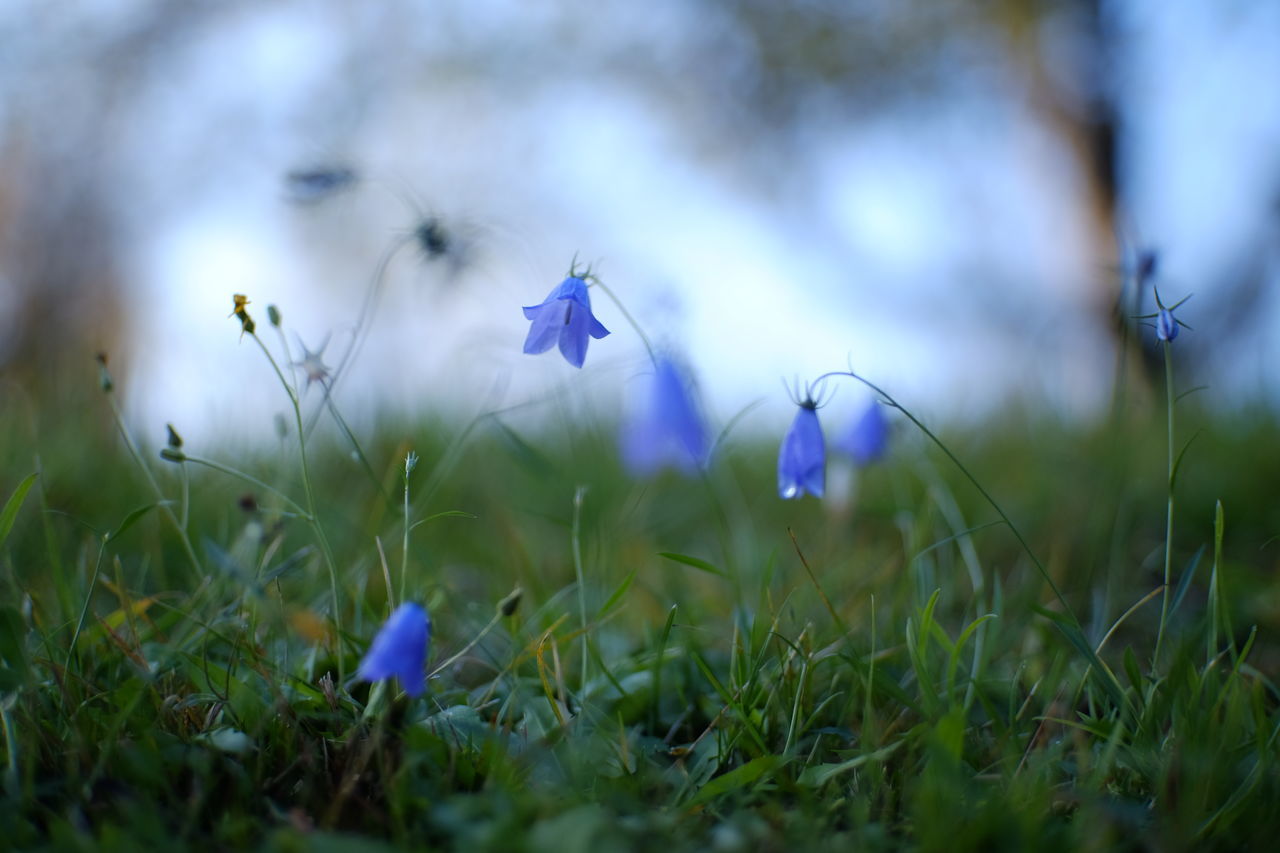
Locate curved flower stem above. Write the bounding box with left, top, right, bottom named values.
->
left=103, top=394, right=202, bottom=576
left=306, top=232, right=416, bottom=437
left=588, top=280, right=656, bottom=365
left=180, top=455, right=310, bottom=518
left=400, top=452, right=419, bottom=607
left=572, top=486, right=590, bottom=691
left=317, top=385, right=395, bottom=509
left=274, top=324, right=297, bottom=389
left=813, top=370, right=1074, bottom=622
left=427, top=610, right=502, bottom=679
left=1153, top=341, right=1176, bottom=669
left=178, top=462, right=190, bottom=531
left=251, top=332, right=346, bottom=684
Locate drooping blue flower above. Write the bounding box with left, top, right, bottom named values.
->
left=1156, top=307, right=1178, bottom=342
left=522, top=276, right=610, bottom=368
left=838, top=399, right=888, bottom=466
left=357, top=602, right=430, bottom=697
left=621, top=355, right=709, bottom=476
left=778, top=400, right=825, bottom=499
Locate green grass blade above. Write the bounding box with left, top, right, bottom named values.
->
left=658, top=552, right=726, bottom=578
left=0, top=473, right=38, bottom=550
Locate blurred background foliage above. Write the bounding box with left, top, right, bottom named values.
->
left=2, top=0, right=1277, bottom=443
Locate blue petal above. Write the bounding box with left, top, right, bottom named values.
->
left=621, top=356, right=708, bottom=475
left=1157, top=308, right=1178, bottom=342
left=655, top=358, right=708, bottom=467
left=357, top=602, right=431, bottom=697
left=570, top=279, right=609, bottom=340
left=523, top=301, right=568, bottom=355
left=840, top=401, right=888, bottom=465
left=557, top=300, right=590, bottom=368
left=523, top=277, right=610, bottom=364
left=778, top=405, right=825, bottom=499
left=555, top=276, right=589, bottom=302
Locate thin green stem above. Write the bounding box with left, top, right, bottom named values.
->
left=104, top=395, right=202, bottom=575
left=66, top=538, right=108, bottom=672
left=251, top=333, right=346, bottom=684
left=588, top=280, right=656, bottom=365
left=427, top=611, right=502, bottom=679
left=178, top=462, right=190, bottom=531
left=815, top=370, right=1073, bottom=621
left=400, top=454, right=416, bottom=606
left=180, top=455, right=310, bottom=518
left=318, top=388, right=393, bottom=507
left=1, top=701, right=19, bottom=797
left=306, top=233, right=415, bottom=437
left=274, top=324, right=296, bottom=388
left=1154, top=341, right=1176, bottom=668
left=572, top=486, right=590, bottom=691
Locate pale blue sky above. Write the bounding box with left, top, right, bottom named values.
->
left=2, top=0, right=1276, bottom=446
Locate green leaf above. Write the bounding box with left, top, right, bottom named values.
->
left=659, top=552, right=726, bottom=578
left=202, top=537, right=246, bottom=582
left=107, top=504, right=158, bottom=543
left=946, top=613, right=996, bottom=700
left=1170, top=430, right=1202, bottom=490
left=258, top=546, right=315, bottom=585
left=1170, top=545, right=1206, bottom=617
left=598, top=568, right=637, bottom=619
left=686, top=754, right=785, bottom=807
left=1031, top=604, right=1129, bottom=713
left=798, top=742, right=904, bottom=787
left=408, top=510, right=477, bottom=532
left=1123, top=646, right=1143, bottom=693
left=0, top=473, right=38, bottom=550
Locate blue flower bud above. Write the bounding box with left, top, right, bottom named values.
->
left=1156, top=308, right=1178, bottom=342
left=778, top=401, right=825, bottom=499
left=621, top=355, right=709, bottom=476
left=838, top=399, right=888, bottom=466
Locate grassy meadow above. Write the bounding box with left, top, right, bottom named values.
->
left=1, top=308, right=1279, bottom=851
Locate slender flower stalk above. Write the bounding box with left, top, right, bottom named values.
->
left=1146, top=290, right=1186, bottom=669
left=1153, top=337, right=1177, bottom=668
left=248, top=329, right=347, bottom=684
left=95, top=357, right=202, bottom=576
left=585, top=277, right=655, bottom=364
left=810, top=369, right=1073, bottom=619
left=171, top=453, right=310, bottom=517
left=401, top=451, right=418, bottom=606
left=572, top=486, right=590, bottom=691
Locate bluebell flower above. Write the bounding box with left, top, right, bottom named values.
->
left=357, top=602, right=430, bottom=697
left=838, top=399, right=888, bottom=465
left=621, top=355, right=709, bottom=475
left=522, top=276, right=610, bottom=368
left=1156, top=307, right=1178, bottom=342
left=778, top=400, right=825, bottom=499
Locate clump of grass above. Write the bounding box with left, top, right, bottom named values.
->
left=3, top=385, right=1278, bottom=850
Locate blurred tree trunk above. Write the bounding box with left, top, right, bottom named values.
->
left=991, top=0, right=1158, bottom=406
left=0, top=126, right=127, bottom=416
